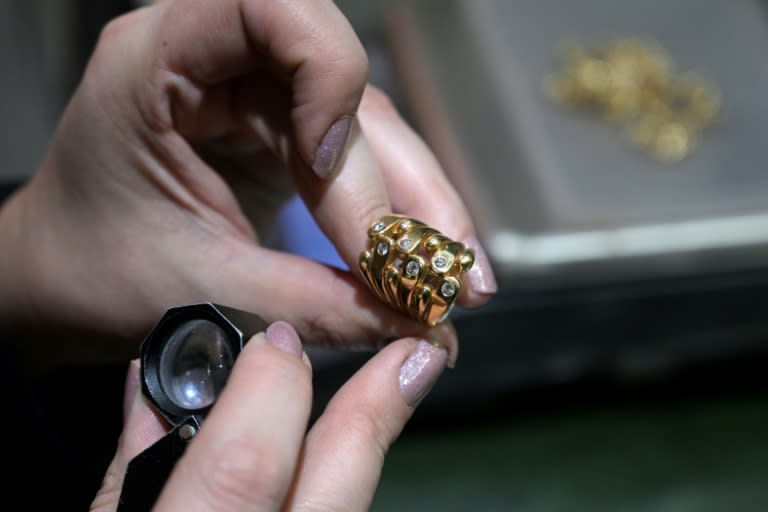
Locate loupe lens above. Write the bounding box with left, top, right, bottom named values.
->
left=159, top=319, right=234, bottom=410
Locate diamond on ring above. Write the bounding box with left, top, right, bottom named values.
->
left=405, top=260, right=421, bottom=277
left=398, top=238, right=413, bottom=251
left=433, top=256, right=448, bottom=270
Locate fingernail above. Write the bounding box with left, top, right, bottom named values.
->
left=399, top=340, right=448, bottom=407
left=312, top=115, right=354, bottom=179
left=265, top=320, right=304, bottom=357
left=463, top=236, right=498, bottom=295
left=123, top=359, right=141, bottom=424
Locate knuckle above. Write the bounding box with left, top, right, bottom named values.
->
left=87, top=10, right=146, bottom=90
left=243, top=343, right=312, bottom=394
left=196, top=439, right=286, bottom=509
left=96, top=11, right=138, bottom=49
left=326, top=37, right=369, bottom=85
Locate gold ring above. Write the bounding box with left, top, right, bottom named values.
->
left=358, top=214, right=475, bottom=326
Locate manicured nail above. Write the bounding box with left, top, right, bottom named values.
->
left=123, top=359, right=141, bottom=424
left=265, top=321, right=304, bottom=357
left=312, top=115, right=353, bottom=178
left=463, top=236, right=498, bottom=295
left=399, top=340, right=448, bottom=407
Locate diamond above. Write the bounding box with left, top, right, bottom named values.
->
left=398, top=238, right=413, bottom=250
left=433, top=256, right=448, bottom=270
left=376, top=242, right=389, bottom=256
left=440, top=281, right=456, bottom=298
left=405, top=260, right=421, bottom=277
left=372, top=221, right=385, bottom=232
left=400, top=220, right=412, bottom=230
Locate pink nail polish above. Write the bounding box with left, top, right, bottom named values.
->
left=312, top=116, right=353, bottom=178
left=265, top=321, right=304, bottom=357
left=399, top=340, right=447, bottom=407
left=463, top=236, right=498, bottom=295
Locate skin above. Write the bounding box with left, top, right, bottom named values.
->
left=92, top=324, right=447, bottom=511
left=0, top=0, right=498, bottom=508
left=0, top=0, right=495, bottom=370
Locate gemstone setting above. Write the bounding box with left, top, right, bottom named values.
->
left=405, top=260, right=421, bottom=277
left=376, top=242, right=389, bottom=256
left=398, top=238, right=413, bottom=250
left=372, top=221, right=386, bottom=233
left=440, top=281, right=456, bottom=298
left=433, top=256, right=448, bottom=270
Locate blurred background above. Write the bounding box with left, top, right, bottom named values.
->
left=2, top=0, right=768, bottom=510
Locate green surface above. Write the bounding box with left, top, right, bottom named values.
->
left=372, top=396, right=768, bottom=511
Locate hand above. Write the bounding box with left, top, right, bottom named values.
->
left=91, top=321, right=447, bottom=511
left=0, top=0, right=497, bottom=365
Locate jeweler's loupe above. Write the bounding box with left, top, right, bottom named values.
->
left=117, top=302, right=267, bottom=512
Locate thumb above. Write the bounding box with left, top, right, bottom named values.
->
left=90, top=360, right=168, bottom=512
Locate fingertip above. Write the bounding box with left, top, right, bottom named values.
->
left=284, top=335, right=447, bottom=509
left=399, top=339, right=448, bottom=407
left=458, top=236, right=498, bottom=308
left=284, top=5, right=368, bottom=176
left=457, top=286, right=495, bottom=309
left=311, top=115, right=355, bottom=179
left=265, top=320, right=305, bottom=358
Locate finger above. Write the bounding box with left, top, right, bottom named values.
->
left=290, top=86, right=495, bottom=320
left=358, top=86, right=498, bottom=307
left=154, top=323, right=312, bottom=511
left=91, top=360, right=168, bottom=512
left=286, top=338, right=447, bottom=510
left=205, top=242, right=460, bottom=365
left=290, top=117, right=394, bottom=269
left=150, top=0, right=368, bottom=177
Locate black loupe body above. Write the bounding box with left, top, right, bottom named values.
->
left=117, top=302, right=267, bottom=512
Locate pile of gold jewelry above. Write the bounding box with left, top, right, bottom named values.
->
left=545, top=37, right=721, bottom=163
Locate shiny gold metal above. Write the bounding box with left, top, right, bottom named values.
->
left=358, top=215, right=475, bottom=326
left=545, top=36, right=721, bottom=163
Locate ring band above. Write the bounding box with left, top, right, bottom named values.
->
left=358, top=215, right=475, bottom=326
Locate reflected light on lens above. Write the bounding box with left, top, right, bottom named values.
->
left=159, top=319, right=234, bottom=410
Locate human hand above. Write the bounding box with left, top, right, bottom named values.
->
left=0, top=0, right=496, bottom=364
left=92, top=321, right=447, bottom=511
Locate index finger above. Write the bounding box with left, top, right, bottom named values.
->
left=148, top=0, right=368, bottom=175
left=292, top=87, right=496, bottom=317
